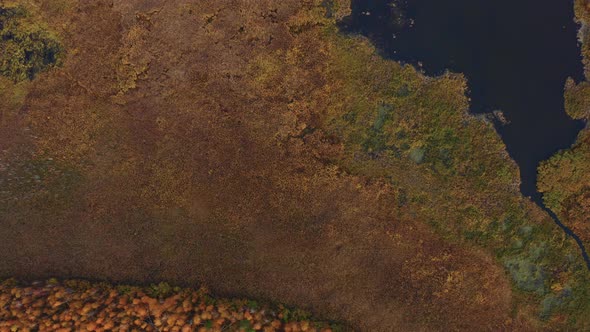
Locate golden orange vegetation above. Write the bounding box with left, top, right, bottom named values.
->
left=1, top=0, right=590, bottom=330
left=0, top=279, right=340, bottom=332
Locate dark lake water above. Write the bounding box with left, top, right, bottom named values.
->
left=339, top=0, right=585, bottom=203
left=339, top=0, right=590, bottom=267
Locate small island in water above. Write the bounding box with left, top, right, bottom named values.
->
left=2, top=0, right=590, bottom=330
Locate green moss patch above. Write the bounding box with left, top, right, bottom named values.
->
left=0, top=6, right=62, bottom=82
